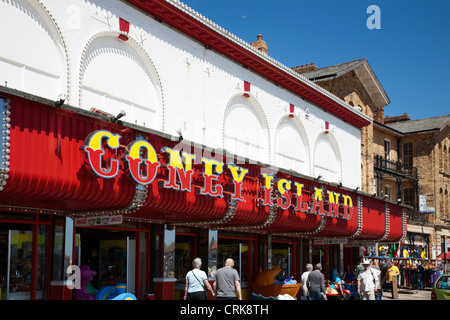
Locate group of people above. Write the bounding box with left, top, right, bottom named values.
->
left=300, top=263, right=328, bottom=300
left=183, top=257, right=242, bottom=300
left=300, top=258, right=401, bottom=301
left=183, top=256, right=404, bottom=301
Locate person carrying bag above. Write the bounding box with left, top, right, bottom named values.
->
left=357, top=259, right=379, bottom=300
left=184, top=257, right=215, bottom=300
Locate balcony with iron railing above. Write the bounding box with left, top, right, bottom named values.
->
left=374, top=155, right=430, bottom=225
left=407, top=207, right=433, bottom=224
left=374, top=155, right=418, bottom=180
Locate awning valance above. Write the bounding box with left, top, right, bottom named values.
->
left=0, top=91, right=406, bottom=242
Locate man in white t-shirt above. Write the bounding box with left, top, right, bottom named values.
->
left=357, top=259, right=379, bottom=300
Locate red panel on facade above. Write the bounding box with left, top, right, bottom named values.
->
left=0, top=94, right=136, bottom=212
left=315, top=215, right=358, bottom=238
left=384, top=204, right=406, bottom=242
left=133, top=180, right=228, bottom=221
left=355, top=196, right=386, bottom=240
left=313, top=190, right=359, bottom=237
left=266, top=209, right=322, bottom=234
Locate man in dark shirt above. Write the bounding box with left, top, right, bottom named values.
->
left=417, top=261, right=425, bottom=290
left=306, top=263, right=327, bottom=300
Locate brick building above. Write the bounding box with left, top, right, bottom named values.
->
left=383, top=115, right=450, bottom=258
left=296, top=58, right=450, bottom=259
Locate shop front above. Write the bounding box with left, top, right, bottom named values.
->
left=0, top=89, right=408, bottom=300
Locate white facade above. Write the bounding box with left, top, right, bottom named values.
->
left=0, top=0, right=369, bottom=189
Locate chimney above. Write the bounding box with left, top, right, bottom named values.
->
left=384, top=113, right=411, bottom=124
left=251, top=34, right=268, bottom=56
left=372, top=106, right=385, bottom=123
left=292, top=63, right=319, bottom=74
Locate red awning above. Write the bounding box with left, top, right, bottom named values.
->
left=0, top=91, right=407, bottom=242
left=437, top=252, right=450, bottom=260
left=383, top=203, right=407, bottom=243
left=0, top=93, right=137, bottom=212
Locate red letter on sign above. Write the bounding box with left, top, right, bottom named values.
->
left=200, top=158, right=224, bottom=198
left=125, top=140, right=161, bottom=185
left=83, top=130, right=121, bottom=179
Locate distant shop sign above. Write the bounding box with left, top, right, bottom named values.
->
left=75, top=215, right=123, bottom=227
left=419, top=195, right=435, bottom=213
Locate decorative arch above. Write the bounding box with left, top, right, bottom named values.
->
left=312, top=131, right=342, bottom=184
left=273, top=115, right=310, bottom=175
left=223, top=93, right=270, bottom=164
left=79, top=31, right=165, bottom=131
left=0, top=0, right=69, bottom=101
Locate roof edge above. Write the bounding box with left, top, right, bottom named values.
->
left=123, top=0, right=372, bottom=128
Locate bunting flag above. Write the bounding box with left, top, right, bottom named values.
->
left=243, top=81, right=251, bottom=97
left=389, top=243, right=398, bottom=257
left=403, top=249, right=409, bottom=258
left=118, top=17, right=130, bottom=41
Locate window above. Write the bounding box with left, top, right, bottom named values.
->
left=384, top=139, right=391, bottom=160
left=446, top=189, right=449, bottom=219
left=444, top=145, right=448, bottom=172
left=435, top=275, right=450, bottom=290
left=384, top=185, right=391, bottom=200
left=403, top=188, right=414, bottom=207
left=402, top=143, right=413, bottom=168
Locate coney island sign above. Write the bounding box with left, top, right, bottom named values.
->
left=83, top=130, right=355, bottom=220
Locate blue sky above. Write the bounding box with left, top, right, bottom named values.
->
left=184, top=0, right=450, bottom=120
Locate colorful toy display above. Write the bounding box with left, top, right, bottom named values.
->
left=72, top=265, right=97, bottom=300
left=326, top=277, right=350, bottom=300
left=95, top=283, right=137, bottom=300
left=252, top=266, right=300, bottom=299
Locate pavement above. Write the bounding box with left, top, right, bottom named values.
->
left=381, top=288, right=432, bottom=301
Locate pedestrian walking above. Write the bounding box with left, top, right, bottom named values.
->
left=213, top=258, right=242, bottom=300
left=417, top=261, right=424, bottom=290
left=384, top=260, right=400, bottom=299
left=370, top=259, right=383, bottom=300
left=355, top=256, right=365, bottom=277
left=301, top=263, right=313, bottom=300
left=357, top=259, right=379, bottom=300
left=306, top=263, right=327, bottom=300
left=184, top=257, right=215, bottom=300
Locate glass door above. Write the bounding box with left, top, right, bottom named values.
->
left=99, top=238, right=127, bottom=287
left=36, top=225, right=48, bottom=300
left=98, top=237, right=135, bottom=292
left=218, top=240, right=249, bottom=286
left=0, top=230, right=9, bottom=300
left=174, top=235, right=196, bottom=300
left=7, top=230, right=33, bottom=300
left=272, top=243, right=291, bottom=281
left=0, top=225, right=48, bottom=301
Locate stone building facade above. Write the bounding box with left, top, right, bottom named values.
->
left=384, top=115, right=450, bottom=258
left=296, top=58, right=450, bottom=259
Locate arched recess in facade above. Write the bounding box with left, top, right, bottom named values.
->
left=223, top=93, right=270, bottom=165
left=79, top=31, right=164, bottom=132
left=273, top=115, right=310, bottom=176
left=0, top=0, right=69, bottom=102
left=312, top=131, right=343, bottom=184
